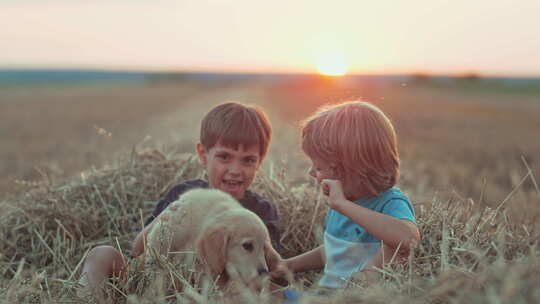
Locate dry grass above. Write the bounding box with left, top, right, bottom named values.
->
left=0, top=81, right=228, bottom=200
left=1, top=76, right=540, bottom=303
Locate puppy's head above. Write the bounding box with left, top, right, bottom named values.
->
left=196, top=209, right=270, bottom=289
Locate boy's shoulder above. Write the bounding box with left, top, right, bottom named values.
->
left=376, top=187, right=416, bottom=223
left=242, top=190, right=277, bottom=213
left=358, top=187, right=408, bottom=206
left=378, top=187, right=409, bottom=203
left=144, top=179, right=209, bottom=227
left=356, top=187, right=414, bottom=216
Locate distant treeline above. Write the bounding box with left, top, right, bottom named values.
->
left=0, top=69, right=251, bottom=86
left=1, top=69, right=539, bottom=94
left=409, top=72, right=540, bottom=95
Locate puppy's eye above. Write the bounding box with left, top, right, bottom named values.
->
left=242, top=242, right=254, bottom=252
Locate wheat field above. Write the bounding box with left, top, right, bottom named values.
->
left=1, top=75, right=539, bottom=303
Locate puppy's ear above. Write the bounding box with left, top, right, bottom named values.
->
left=196, top=224, right=229, bottom=276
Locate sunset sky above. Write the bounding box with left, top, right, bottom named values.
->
left=1, top=0, right=539, bottom=76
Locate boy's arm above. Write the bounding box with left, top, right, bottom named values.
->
left=286, top=245, right=325, bottom=273
left=323, top=180, right=420, bottom=252
left=337, top=203, right=419, bottom=251
left=265, top=239, right=282, bottom=271
left=131, top=223, right=153, bottom=257
left=133, top=194, right=172, bottom=257
left=270, top=245, right=325, bottom=279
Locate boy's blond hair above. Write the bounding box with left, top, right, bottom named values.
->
left=301, top=101, right=399, bottom=197
left=200, top=102, right=272, bottom=160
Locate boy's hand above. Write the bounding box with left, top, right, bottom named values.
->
left=270, top=258, right=293, bottom=282
left=322, top=179, right=348, bottom=210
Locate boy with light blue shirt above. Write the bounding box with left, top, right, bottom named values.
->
left=272, top=101, right=420, bottom=298
left=321, top=187, right=416, bottom=288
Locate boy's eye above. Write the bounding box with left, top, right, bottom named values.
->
left=244, top=157, right=257, bottom=165
left=217, top=154, right=229, bottom=160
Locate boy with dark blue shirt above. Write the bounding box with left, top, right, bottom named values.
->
left=79, top=102, right=283, bottom=301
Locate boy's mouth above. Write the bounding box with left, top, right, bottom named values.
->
left=222, top=180, right=244, bottom=193
left=223, top=179, right=243, bottom=185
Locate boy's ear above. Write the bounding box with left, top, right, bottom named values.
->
left=196, top=143, right=208, bottom=166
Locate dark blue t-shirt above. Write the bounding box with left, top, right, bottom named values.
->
left=145, top=179, right=283, bottom=253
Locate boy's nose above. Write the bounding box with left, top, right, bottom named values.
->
left=228, top=162, right=242, bottom=174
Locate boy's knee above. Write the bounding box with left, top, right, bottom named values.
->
left=88, top=245, right=121, bottom=260
left=86, top=246, right=124, bottom=272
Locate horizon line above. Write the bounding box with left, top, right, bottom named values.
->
left=1, top=64, right=540, bottom=79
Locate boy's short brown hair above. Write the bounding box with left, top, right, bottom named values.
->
left=301, top=101, right=399, bottom=197
left=200, top=102, right=272, bottom=160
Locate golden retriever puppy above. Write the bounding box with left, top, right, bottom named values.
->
left=145, top=188, right=271, bottom=290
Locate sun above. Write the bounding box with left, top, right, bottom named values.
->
left=315, top=52, right=348, bottom=77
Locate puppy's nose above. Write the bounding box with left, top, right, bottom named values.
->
left=258, top=268, right=269, bottom=275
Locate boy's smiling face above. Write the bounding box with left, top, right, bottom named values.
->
left=196, top=142, right=261, bottom=200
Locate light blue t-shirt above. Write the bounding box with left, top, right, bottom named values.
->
left=319, top=187, right=416, bottom=288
